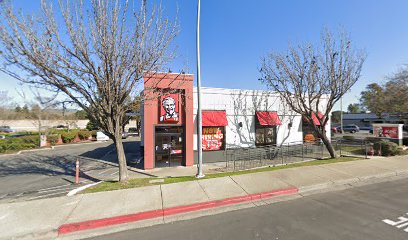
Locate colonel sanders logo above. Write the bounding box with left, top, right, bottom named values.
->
left=160, top=95, right=179, bottom=123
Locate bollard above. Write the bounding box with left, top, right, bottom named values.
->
left=75, top=158, right=80, bottom=184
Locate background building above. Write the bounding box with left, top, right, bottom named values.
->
left=343, top=113, right=408, bottom=127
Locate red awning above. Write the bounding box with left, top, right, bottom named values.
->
left=311, top=112, right=325, bottom=126
left=256, top=112, right=282, bottom=126
left=202, top=111, right=228, bottom=126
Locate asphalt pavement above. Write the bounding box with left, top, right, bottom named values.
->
left=88, top=177, right=408, bottom=240
left=1, top=156, right=408, bottom=240
left=0, top=138, right=141, bottom=203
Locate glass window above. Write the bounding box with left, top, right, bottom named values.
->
left=302, top=119, right=322, bottom=142
left=255, top=126, right=277, bottom=146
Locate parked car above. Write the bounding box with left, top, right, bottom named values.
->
left=96, top=131, right=110, bottom=141
left=127, top=127, right=139, bottom=136
left=331, top=127, right=338, bottom=133
left=0, top=126, right=13, bottom=133
left=122, top=131, right=129, bottom=139
left=96, top=131, right=128, bottom=140
left=0, top=135, right=5, bottom=139
left=359, top=126, right=373, bottom=132
left=336, top=125, right=360, bottom=133
left=53, top=125, right=68, bottom=129
left=8, top=134, right=32, bottom=138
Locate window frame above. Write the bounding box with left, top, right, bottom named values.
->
left=255, top=124, right=277, bottom=146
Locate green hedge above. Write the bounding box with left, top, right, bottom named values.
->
left=0, top=135, right=40, bottom=153
left=343, top=135, right=356, bottom=141
left=61, top=132, right=78, bottom=143
left=47, top=134, right=60, bottom=146
left=373, top=140, right=399, bottom=156
left=91, top=130, right=97, bottom=139
left=78, top=130, right=91, bottom=140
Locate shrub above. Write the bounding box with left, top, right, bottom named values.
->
left=91, top=130, right=97, bottom=139
left=20, top=135, right=40, bottom=145
left=86, top=121, right=99, bottom=131
left=0, top=135, right=39, bottom=153
left=47, top=134, right=61, bottom=146
left=343, top=135, right=355, bottom=141
left=373, top=140, right=399, bottom=156
left=61, top=132, right=78, bottom=143
left=78, top=130, right=91, bottom=140
left=365, top=137, right=382, bottom=143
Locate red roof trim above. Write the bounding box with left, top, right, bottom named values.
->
left=256, top=112, right=282, bottom=126
left=305, top=112, right=325, bottom=126
left=202, top=111, right=228, bottom=127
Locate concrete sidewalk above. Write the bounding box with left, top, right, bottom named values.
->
left=1, top=156, right=408, bottom=240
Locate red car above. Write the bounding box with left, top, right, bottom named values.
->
left=331, top=127, right=338, bottom=133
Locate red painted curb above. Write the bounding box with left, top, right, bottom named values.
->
left=58, top=187, right=298, bottom=235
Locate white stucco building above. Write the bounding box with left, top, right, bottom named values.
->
left=193, top=87, right=331, bottom=152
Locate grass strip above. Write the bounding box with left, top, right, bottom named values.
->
left=83, top=156, right=362, bottom=194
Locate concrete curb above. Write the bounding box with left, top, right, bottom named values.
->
left=58, top=187, right=299, bottom=236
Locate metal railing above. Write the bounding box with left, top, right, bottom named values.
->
left=224, top=140, right=327, bottom=172
left=333, top=138, right=384, bottom=158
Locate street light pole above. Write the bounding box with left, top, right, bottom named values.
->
left=340, top=96, right=343, bottom=133
left=196, top=0, right=205, bottom=178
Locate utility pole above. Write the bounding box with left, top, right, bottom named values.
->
left=196, top=0, right=205, bottom=178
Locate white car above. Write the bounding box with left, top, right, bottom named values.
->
left=96, top=131, right=110, bottom=141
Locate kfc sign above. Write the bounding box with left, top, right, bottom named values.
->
left=159, top=94, right=179, bottom=123
left=202, top=127, right=224, bottom=151
left=373, top=126, right=399, bottom=139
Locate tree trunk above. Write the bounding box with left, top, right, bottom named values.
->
left=318, top=130, right=336, bottom=158
left=113, top=134, right=129, bottom=182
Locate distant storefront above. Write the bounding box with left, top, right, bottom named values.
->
left=141, top=73, right=331, bottom=169
left=342, top=113, right=408, bottom=127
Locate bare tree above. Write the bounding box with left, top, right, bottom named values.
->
left=260, top=30, right=366, bottom=158
left=0, top=90, right=13, bottom=126
left=18, top=88, right=60, bottom=145
left=0, top=0, right=179, bottom=181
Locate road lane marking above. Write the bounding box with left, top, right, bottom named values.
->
left=383, top=213, right=408, bottom=233
left=110, top=170, right=119, bottom=176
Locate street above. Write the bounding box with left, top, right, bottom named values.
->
left=88, top=177, right=408, bottom=240
left=0, top=138, right=142, bottom=203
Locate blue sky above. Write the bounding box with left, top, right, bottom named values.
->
left=2, top=0, right=408, bottom=110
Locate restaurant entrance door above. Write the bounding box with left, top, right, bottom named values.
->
left=154, top=126, right=184, bottom=168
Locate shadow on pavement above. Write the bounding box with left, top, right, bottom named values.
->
left=79, top=139, right=157, bottom=178
left=0, top=154, right=99, bottom=182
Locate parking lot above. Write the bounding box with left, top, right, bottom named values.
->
left=0, top=137, right=145, bottom=203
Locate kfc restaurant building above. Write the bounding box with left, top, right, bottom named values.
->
left=141, top=73, right=331, bottom=169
